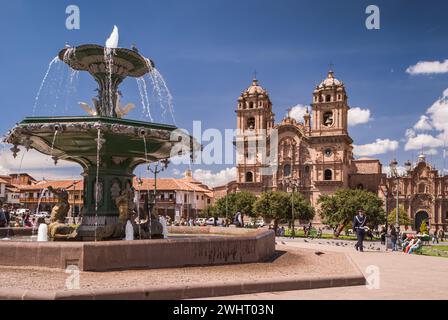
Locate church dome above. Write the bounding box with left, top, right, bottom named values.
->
left=244, top=78, right=267, bottom=96
left=317, top=71, right=343, bottom=89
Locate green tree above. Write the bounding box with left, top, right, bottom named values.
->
left=318, top=188, right=385, bottom=237
left=235, top=191, right=257, bottom=217
left=215, top=193, right=236, bottom=218
left=420, top=220, right=429, bottom=235
left=202, top=204, right=217, bottom=218
left=214, top=192, right=257, bottom=219
left=288, top=192, right=315, bottom=222
left=388, top=206, right=412, bottom=227
left=253, top=191, right=291, bottom=232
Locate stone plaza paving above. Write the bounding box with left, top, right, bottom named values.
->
left=0, top=244, right=363, bottom=300
left=217, top=238, right=448, bottom=300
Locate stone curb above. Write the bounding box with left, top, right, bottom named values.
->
left=0, top=274, right=365, bottom=300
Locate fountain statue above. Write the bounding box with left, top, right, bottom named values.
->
left=47, top=186, right=77, bottom=240
left=4, top=27, right=196, bottom=241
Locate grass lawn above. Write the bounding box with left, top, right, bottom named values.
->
left=419, top=245, right=448, bottom=258
left=282, top=229, right=380, bottom=242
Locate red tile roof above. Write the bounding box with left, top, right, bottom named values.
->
left=13, top=179, right=83, bottom=191
left=133, top=177, right=212, bottom=194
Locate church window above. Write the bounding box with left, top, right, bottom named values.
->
left=247, top=117, right=255, bottom=130
left=259, top=101, right=263, bottom=107
left=326, top=95, right=331, bottom=102
left=324, top=169, right=333, bottom=181
left=304, top=166, right=310, bottom=175
left=323, top=112, right=334, bottom=127
left=284, top=164, right=291, bottom=177
left=418, top=183, right=426, bottom=194
left=249, top=102, right=254, bottom=109
left=325, top=149, right=333, bottom=157
left=246, top=172, right=254, bottom=183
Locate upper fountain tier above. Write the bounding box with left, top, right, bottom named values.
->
left=58, top=44, right=155, bottom=117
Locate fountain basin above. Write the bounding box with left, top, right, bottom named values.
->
left=59, top=44, right=153, bottom=78
left=0, top=227, right=275, bottom=271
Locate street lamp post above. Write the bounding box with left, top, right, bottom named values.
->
left=285, top=177, right=301, bottom=238
left=389, top=159, right=412, bottom=232
left=148, top=159, right=169, bottom=239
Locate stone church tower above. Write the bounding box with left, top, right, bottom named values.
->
left=228, top=70, right=384, bottom=226
left=309, top=70, right=354, bottom=191
left=235, top=78, right=275, bottom=192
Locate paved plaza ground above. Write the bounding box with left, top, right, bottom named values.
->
left=216, top=238, right=448, bottom=300
left=0, top=245, right=357, bottom=293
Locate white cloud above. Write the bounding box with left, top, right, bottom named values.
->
left=348, top=107, right=372, bottom=126
left=0, top=143, right=79, bottom=173
left=404, top=133, right=444, bottom=151
left=405, top=128, right=416, bottom=139
left=192, top=167, right=237, bottom=188
left=0, top=143, right=82, bottom=181
left=382, top=166, right=408, bottom=176
left=413, top=115, right=433, bottom=131
left=425, top=148, right=439, bottom=156
left=404, top=89, right=448, bottom=153
left=406, top=59, right=448, bottom=75
left=288, top=104, right=309, bottom=123
left=289, top=104, right=372, bottom=127
left=426, top=89, right=448, bottom=132
left=353, top=139, right=399, bottom=156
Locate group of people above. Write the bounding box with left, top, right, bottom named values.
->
left=0, top=204, right=35, bottom=228
left=402, top=235, right=423, bottom=254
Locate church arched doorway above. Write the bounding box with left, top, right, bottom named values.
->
left=414, top=211, right=429, bottom=232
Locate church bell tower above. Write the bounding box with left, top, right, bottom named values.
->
left=236, top=77, right=275, bottom=187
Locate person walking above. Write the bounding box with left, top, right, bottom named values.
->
left=432, top=229, right=439, bottom=244
left=3, top=205, right=10, bottom=227
left=0, top=205, right=6, bottom=228
left=438, top=228, right=445, bottom=242
left=353, top=209, right=367, bottom=252
left=390, top=225, right=398, bottom=251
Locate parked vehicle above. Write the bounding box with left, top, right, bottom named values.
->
left=15, top=209, right=30, bottom=216
left=35, top=211, right=50, bottom=218
left=195, top=218, right=206, bottom=226
left=255, top=219, right=265, bottom=228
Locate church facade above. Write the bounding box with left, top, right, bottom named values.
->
left=216, top=70, right=448, bottom=231
left=381, top=154, right=448, bottom=232
left=232, top=71, right=385, bottom=225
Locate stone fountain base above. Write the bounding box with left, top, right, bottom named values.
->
left=0, top=227, right=275, bottom=271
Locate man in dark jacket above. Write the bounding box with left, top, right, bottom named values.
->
left=353, top=210, right=367, bottom=252
left=0, top=205, right=6, bottom=228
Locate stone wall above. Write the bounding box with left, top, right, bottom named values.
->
left=0, top=227, right=275, bottom=271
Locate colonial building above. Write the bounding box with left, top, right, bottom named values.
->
left=381, top=154, right=448, bottom=231
left=13, top=179, right=84, bottom=215
left=230, top=71, right=385, bottom=224
left=135, top=170, right=214, bottom=220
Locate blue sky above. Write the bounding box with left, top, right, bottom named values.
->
left=1, top=0, right=448, bottom=185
